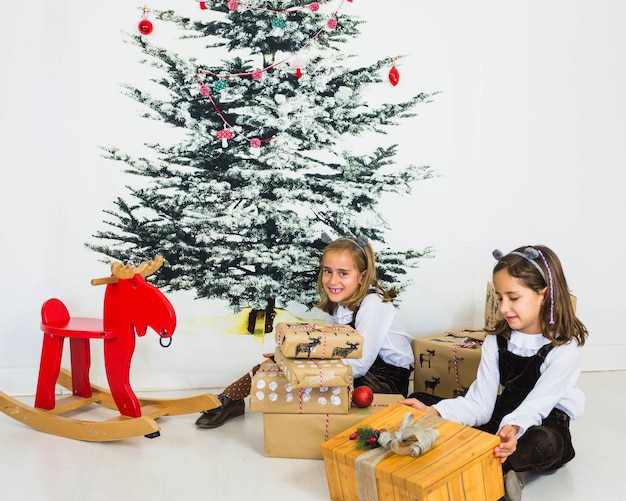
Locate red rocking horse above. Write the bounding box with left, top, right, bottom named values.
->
left=0, top=256, right=219, bottom=441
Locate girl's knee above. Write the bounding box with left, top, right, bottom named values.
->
left=510, top=426, right=574, bottom=472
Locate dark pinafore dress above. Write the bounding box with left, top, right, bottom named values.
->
left=483, top=335, right=576, bottom=472
left=412, top=334, right=576, bottom=472
left=348, top=293, right=413, bottom=397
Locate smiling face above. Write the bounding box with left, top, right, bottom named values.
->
left=493, top=269, right=546, bottom=334
left=321, top=249, right=365, bottom=305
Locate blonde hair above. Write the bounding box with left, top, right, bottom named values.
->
left=315, top=236, right=397, bottom=315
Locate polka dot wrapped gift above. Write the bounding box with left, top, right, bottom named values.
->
left=250, top=361, right=351, bottom=415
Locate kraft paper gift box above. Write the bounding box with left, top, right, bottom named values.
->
left=250, top=361, right=350, bottom=414
left=413, top=328, right=484, bottom=399
left=274, top=322, right=363, bottom=359
left=320, top=402, right=504, bottom=501
left=274, top=347, right=353, bottom=389
left=262, top=394, right=403, bottom=459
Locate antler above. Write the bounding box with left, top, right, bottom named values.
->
left=135, top=255, right=164, bottom=278
left=91, top=256, right=164, bottom=286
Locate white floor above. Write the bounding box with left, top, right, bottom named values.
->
left=1, top=371, right=624, bottom=500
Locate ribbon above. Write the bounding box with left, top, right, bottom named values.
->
left=355, top=448, right=394, bottom=501
left=377, top=412, right=443, bottom=458
left=353, top=413, right=443, bottom=501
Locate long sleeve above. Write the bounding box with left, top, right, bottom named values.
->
left=433, top=333, right=501, bottom=427
left=499, top=339, right=583, bottom=436
left=433, top=331, right=584, bottom=437
left=332, top=293, right=413, bottom=379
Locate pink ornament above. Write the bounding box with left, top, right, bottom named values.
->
left=326, top=18, right=337, bottom=30
left=227, top=0, right=239, bottom=12
left=199, top=85, right=210, bottom=97
left=250, top=138, right=261, bottom=149
left=252, top=69, right=263, bottom=81
left=216, top=129, right=234, bottom=148
left=309, top=2, right=320, bottom=12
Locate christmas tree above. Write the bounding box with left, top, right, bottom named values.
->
left=87, top=1, right=436, bottom=331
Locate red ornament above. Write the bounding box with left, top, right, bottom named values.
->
left=389, top=66, right=400, bottom=86
left=138, top=7, right=153, bottom=35
left=138, top=19, right=153, bottom=35
left=352, top=385, right=374, bottom=408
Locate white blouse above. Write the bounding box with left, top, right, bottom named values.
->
left=433, top=330, right=584, bottom=437
left=331, top=292, right=414, bottom=378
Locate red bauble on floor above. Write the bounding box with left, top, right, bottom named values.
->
left=352, top=385, right=374, bottom=408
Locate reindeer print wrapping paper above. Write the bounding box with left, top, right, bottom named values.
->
left=412, top=328, right=485, bottom=399
left=274, top=322, right=364, bottom=359
left=274, top=347, right=354, bottom=390
left=250, top=361, right=350, bottom=414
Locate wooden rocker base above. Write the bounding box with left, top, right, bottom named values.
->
left=0, top=369, right=221, bottom=442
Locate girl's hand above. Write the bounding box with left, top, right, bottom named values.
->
left=398, top=398, right=441, bottom=417
left=495, top=425, right=519, bottom=463
left=262, top=353, right=274, bottom=358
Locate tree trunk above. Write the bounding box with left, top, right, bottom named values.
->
left=247, top=298, right=277, bottom=334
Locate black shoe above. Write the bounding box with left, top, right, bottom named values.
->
left=195, top=394, right=245, bottom=429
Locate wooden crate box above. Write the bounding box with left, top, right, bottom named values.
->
left=321, top=402, right=504, bottom=501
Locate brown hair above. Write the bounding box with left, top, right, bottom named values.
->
left=489, top=245, right=588, bottom=346
left=315, top=236, right=397, bottom=315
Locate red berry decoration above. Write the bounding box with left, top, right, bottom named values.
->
left=352, top=385, right=374, bottom=408
left=351, top=425, right=382, bottom=450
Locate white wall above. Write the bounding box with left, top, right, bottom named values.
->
left=1, top=1, right=624, bottom=395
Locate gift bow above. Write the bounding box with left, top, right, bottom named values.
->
left=377, top=412, right=441, bottom=458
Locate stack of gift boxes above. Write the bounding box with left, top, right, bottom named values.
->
left=251, top=322, right=401, bottom=459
